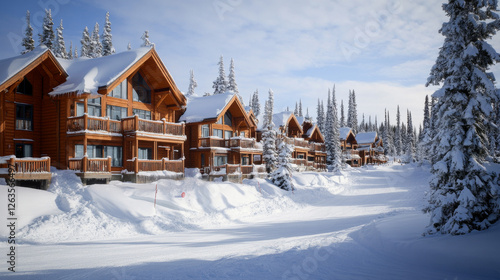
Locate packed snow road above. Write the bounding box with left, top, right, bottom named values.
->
left=1, top=163, right=499, bottom=279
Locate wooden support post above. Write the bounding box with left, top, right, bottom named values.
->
left=47, top=157, right=51, bottom=172
left=162, top=157, right=166, bottom=171
left=107, top=157, right=112, bottom=172
left=134, top=157, right=139, bottom=174
left=83, top=113, right=88, bottom=130
left=134, top=115, right=139, bottom=131
left=9, top=157, right=15, bottom=172
left=82, top=156, right=88, bottom=172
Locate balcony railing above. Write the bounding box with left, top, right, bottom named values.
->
left=284, top=137, right=309, bottom=148
left=67, top=115, right=184, bottom=136
left=205, top=164, right=262, bottom=175
left=230, top=138, right=261, bottom=149
left=199, top=138, right=230, bottom=148
left=2, top=157, right=51, bottom=173
left=122, top=115, right=184, bottom=136
left=342, top=150, right=360, bottom=160
left=68, top=157, right=112, bottom=173
left=125, top=158, right=184, bottom=174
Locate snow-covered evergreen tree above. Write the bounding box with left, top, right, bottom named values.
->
left=74, top=47, right=78, bottom=59
left=252, top=89, right=260, bottom=117
left=186, top=69, right=198, bottom=98
left=403, top=110, right=415, bottom=163
left=67, top=41, right=73, bottom=59
left=21, top=10, right=35, bottom=54
left=141, top=31, right=153, bottom=47
left=340, top=100, right=345, bottom=127
left=298, top=99, right=303, bottom=117
left=326, top=87, right=342, bottom=171
left=395, top=106, right=402, bottom=156
left=90, top=23, right=102, bottom=58
left=316, top=99, right=324, bottom=132
left=227, top=58, right=240, bottom=100
left=294, top=102, right=299, bottom=115
left=424, top=0, right=500, bottom=235
left=39, top=9, right=55, bottom=51
left=127, top=43, right=131, bottom=51
left=347, top=90, right=358, bottom=133
left=262, top=89, right=277, bottom=173
left=54, top=19, right=67, bottom=59
left=80, top=26, right=91, bottom=58
left=418, top=95, right=432, bottom=162
left=270, top=138, right=295, bottom=191
left=102, top=12, right=115, bottom=56
left=213, top=55, right=228, bottom=95
left=359, top=114, right=366, bottom=133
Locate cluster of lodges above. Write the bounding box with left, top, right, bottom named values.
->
left=0, top=46, right=384, bottom=188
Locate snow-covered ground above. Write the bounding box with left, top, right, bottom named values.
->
left=1, top=163, right=499, bottom=279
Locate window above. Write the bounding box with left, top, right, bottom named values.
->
left=107, top=105, right=128, bottom=120
left=224, top=111, right=232, bottom=126
left=241, top=156, right=249, bottom=166
left=253, top=154, right=261, bottom=162
left=75, top=145, right=84, bottom=158
left=17, top=77, right=32, bottom=95
left=201, top=125, right=209, bottom=138
left=240, top=131, right=245, bottom=137
left=16, top=104, right=33, bottom=130
left=132, top=72, right=151, bottom=103
left=297, top=154, right=304, bottom=159
left=216, top=117, right=222, bottom=124
left=15, top=144, right=32, bottom=158
left=214, top=155, right=227, bottom=166
left=138, top=148, right=152, bottom=160
left=105, top=146, right=122, bottom=167
left=110, top=80, right=127, bottom=99
left=88, top=98, right=101, bottom=117
left=224, top=130, right=232, bottom=139
left=76, top=103, right=84, bottom=116
left=201, top=153, right=205, bottom=167
left=213, top=129, right=223, bottom=138
left=87, top=145, right=104, bottom=158
left=133, top=108, right=151, bottom=120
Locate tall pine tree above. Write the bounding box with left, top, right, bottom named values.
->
left=102, top=12, right=115, bottom=56
left=424, top=0, right=500, bottom=235
left=186, top=69, right=198, bottom=98
left=80, top=27, right=91, bottom=58
left=39, top=9, right=55, bottom=51
left=21, top=10, right=35, bottom=54
left=326, top=87, right=342, bottom=171
left=213, top=56, right=228, bottom=95
left=271, top=138, right=295, bottom=191
left=262, top=89, right=277, bottom=173
left=54, top=19, right=67, bottom=59
left=90, top=23, right=102, bottom=58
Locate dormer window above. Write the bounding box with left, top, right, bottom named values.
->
left=132, top=72, right=151, bottom=104
left=17, top=77, right=32, bottom=95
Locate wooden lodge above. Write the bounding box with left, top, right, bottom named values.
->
left=355, top=132, right=386, bottom=165
left=0, top=46, right=187, bottom=186
left=258, top=111, right=327, bottom=172
left=180, top=92, right=264, bottom=179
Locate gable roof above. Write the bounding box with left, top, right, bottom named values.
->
left=304, top=124, right=325, bottom=142
left=49, top=47, right=151, bottom=96
left=356, top=131, right=378, bottom=144
left=0, top=46, right=67, bottom=91
left=339, top=127, right=353, bottom=140
left=179, top=92, right=251, bottom=126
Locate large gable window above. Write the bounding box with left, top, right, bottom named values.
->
left=17, top=77, right=33, bottom=95
left=110, top=80, right=127, bottom=99
left=224, top=111, right=232, bottom=126
left=132, top=72, right=151, bottom=104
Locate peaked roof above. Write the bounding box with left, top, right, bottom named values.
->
left=339, top=127, right=353, bottom=140
left=0, top=46, right=66, bottom=90
left=356, top=131, right=378, bottom=144
left=49, top=47, right=152, bottom=96
left=179, top=91, right=250, bottom=125
left=304, top=124, right=324, bottom=142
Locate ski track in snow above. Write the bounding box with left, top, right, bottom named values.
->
left=0, top=163, right=499, bottom=279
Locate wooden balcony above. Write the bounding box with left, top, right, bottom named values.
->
left=199, top=138, right=230, bottom=148
left=67, top=115, right=184, bottom=137
left=68, top=157, right=112, bottom=173
left=0, top=157, right=51, bottom=180
left=205, top=163, right=260, bottom=175
left=125, top=158, right=184, bottom=174
left=230, top=138, right=261, bottom=150
left=284, top=137, right=309, bottom=149
left=67, top=115, right=121, bottom=134
left=122, top=115, right=185, bottom=136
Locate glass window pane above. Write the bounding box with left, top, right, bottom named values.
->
left=202, top=125, right=209, bottom=137
left=77, top=103, right=84, bottom=116
left=224, top=130, right=232, bottom=139
left=224, top=111, right=232, bottom=126
left=75, top=145, right=84, bottom=158
left=132, top=72, right=151, bottom=103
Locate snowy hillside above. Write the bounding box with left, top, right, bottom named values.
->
left=1, top=163, right=499, bottom=279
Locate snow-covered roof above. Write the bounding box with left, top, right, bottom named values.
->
left=179, top=92, right=236, bottom=123
left=49, top=47, right=152, bottom=96
left=356, top=131, right=378, bottom=144
left=0, top=46, right=52, bottom=86
left=273, top=111, right=294, bottom=129
left=339, top=127, right=352, bottom=140
left=305, top=126, right=315, bottom=138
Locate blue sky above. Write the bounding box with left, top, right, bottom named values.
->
left=1, top=0, right=499, bottom=127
